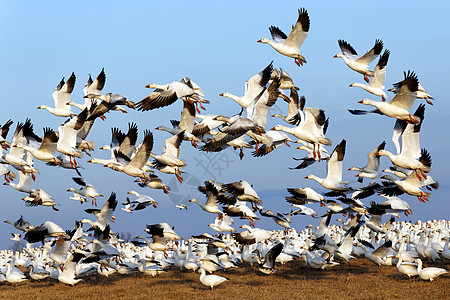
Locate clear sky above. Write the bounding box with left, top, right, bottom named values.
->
left=1, top=1, right=449, bottom=248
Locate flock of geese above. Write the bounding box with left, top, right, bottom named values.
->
left=0, top=7, right=448, bottom=290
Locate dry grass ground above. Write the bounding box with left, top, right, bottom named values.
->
left=1, top=259, right=448, bottom=300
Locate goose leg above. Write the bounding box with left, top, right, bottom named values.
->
left=100, top=115, right=106, bottom=121
left=294, top=58, right=301, bottom=67
left=425, top=97, right=433, bottom=105
left=364, top=72, right=369, bottom=83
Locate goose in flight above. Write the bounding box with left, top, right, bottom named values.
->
left=349, top=71, right=420, bottom=123
left=21, top=189, right=59, bottom=211
left=350, top=49, right=390, bottom=101
left=126, top=190, right=158, bottom=210
left=258, top=8, right=310, bottom=67
left=348, top=141, right=385, bottom=183
left=67, top=177, right=103, bottom=206
left=0, top=119, right=13, bottom=150
left=334, top=39, right=383, bottom=82
left=150, top=131, right=185, bottom=182
left=305, top=139, right=351, bottom=194
left=38, top=73, right=77, bottom=117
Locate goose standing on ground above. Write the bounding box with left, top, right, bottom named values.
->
left=415, top=258, right=447, bottom=281
left=38, top=73, right=76, bottom=117
left=350, top=49, right=390, bottom=101
left=198, top=268, right=228, bottom=291
left=258, top=8, right=310, bottom=67
left=350, top=71, right=421, bottom=123
left=334, top=39, right=383, bottom=82
left=67, top=177, right=103, bottom=206
left=305, top=139, right=351, bottom=194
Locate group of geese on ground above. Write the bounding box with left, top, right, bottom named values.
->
left=1, top=208, right=449, bottom=288
left=0, top=6, right=446, bottom=290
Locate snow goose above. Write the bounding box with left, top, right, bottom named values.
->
left=395, top=257, right=419, bottom=278
left=198, top=267, right=228, bottom=291
left=246, top=74, right=284, bottom=128
left=134, top=174, right=170, bottom=194
left=27, top=262, right=50, bottom=280
left=127, top=190, right=158, bottom=210
left=150, top=131, right=185, bottom=182
left=258, top=8, right=310, bottom=67
left=156, top=101, right=201, bottom=147
left=24, top=221, right=69, bottom=243
left=87, top=92, right=135, bottom=110
left=377, top=105, right=431, bottom=180
left=3, top=170, right=34, bottom=194
left=67, top=177, right=103, bottom=206
left=272, top=89, right=304, bottom=126
left=220, top=61, right=273, bottom=110
left=68, top=68, right=106, bottom=111
left=56, top=108, right=88, bottom=167
left=0, top=119, right=13, bottom=149
left=81, top=192, right=118, bottom=231
left=201, top=115, right=265, bottom=159
left=137, top=225, right=168, bottom=253
left=46, top=154, right=83, bottom=176
left=348, top=141, right=385, bottom=183
left=350, top=71, right=420, bottom=123
left=224, top=180, right=262, bottom=205
left=111, top=130, right=154, bottom=181
left=145, top=222, right=181, bottom=241
left=302, top=251, right=336, bottom=269
left=389, top=81, right=434, bottom=105
left=305, top=139, right=351, bottom=194
left=5, top=260, right=27, bottom=285
left=58, top=252, right=85, bottom=285
left=259, top=209, right=292, bottom=229
left=371, top=195, right=412, bottom=216
left=0, top=162, right=15, bottom=183
left=4, top=215, right=34, bottom=232
left=120, top=197, right=135, bottom=213
left=350, top=49, right=390, bottom=101
left=334, top=39, right=383, bottom=82
left=291, top=204, right=318, bottom=218
left=285, top=187, right=324, bottom=205
left=219, top=196, right=260, bottom=227
left=15, top=126, right=61, bottom=165
left=10, top=233, right=21, bottom=243
left=272, top=67, right=299, bottom=91
left=415, top=258, right=447, bottom=281
left=21, top=189, right=59, bottom=211
left=290, top=141, right=330, bottom=170
left=136, top=80, right=203, bottom=111
left=234, top=225, right=272, bottom=244
left=3, top=120, right=35, bottom=172
left=208, top=215, right=235, bottom=232
left=38, top=73, right=76, bottom=117
left=189, top=180, right=223, bottom=216
left=254, top=242, right=283, bottom=274
left=192, top=114, right=226, bottom=137
left=250, top=130, right=292, bottom=157
left=358, top=240, right=392, bottom=271
left=271, top=106, right=331, bottom=160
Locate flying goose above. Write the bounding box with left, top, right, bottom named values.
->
left=0, top=119, right=13, bottom=149
left=350, top=71, right=421, bottom=123
left=305, top=139, right=350, bottom=194
left=334, top=39, right=383, bottom=82
left=67, top=177, right=103, bottom=206
left=350, top=49, right=390, bottom=101
left=24, top=220, right=69, bottom=243
left=254, top=242, right=283, bottom=274
left=272, top=89, right=305, bottom=126
left=38, top=73, right=77, bottom=117
left=126, top=190, right=158, bottom=210
left=21, top=189, right=59, bottom=211
left=258, top=8, right=310, bottom=67
left=4, top=215, right=34, bottom=232
left=81, top=192, right=118, bottom=231
left=348, top=141, right=385, bottom=183
left=150, top=131, right=185, bottom=182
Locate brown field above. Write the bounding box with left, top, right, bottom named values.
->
left=1, top=259, right=448, bottom=300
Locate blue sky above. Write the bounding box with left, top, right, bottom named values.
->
left=1, top=1, right=449, bottom=248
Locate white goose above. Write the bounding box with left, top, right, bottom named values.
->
left=348, top=141, right=385, bottom=183
left=334, top=39, right=383, bottom=82
left=258, top=8, right=310, bottom=67
left=198, top=268, right=228, bottom=291
left=415, top=258, right=447, bottom=281
left=58, top=252, right=85, bottom=285
left=67, top=177, right=103, bottom=206
left=305, top=139, right=350, bottom=193
left=351, top=71, right=421, bottom=123
left=38, top=73, right=77, bottom=117
left=350, top=49, right=390, bottom=101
